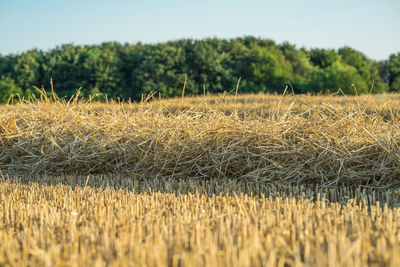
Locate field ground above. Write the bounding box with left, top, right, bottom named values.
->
left=1, top=93, right=400, bottom=266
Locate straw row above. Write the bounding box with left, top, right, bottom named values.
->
left=0, top=93, right=399, bottom=188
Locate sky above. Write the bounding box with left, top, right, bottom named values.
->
left=0, top=0, right=399, bottom=60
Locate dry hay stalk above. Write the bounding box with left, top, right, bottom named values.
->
left=2, top=180, right=400, bottom=266
left=0, top=93, right=399, bottom=188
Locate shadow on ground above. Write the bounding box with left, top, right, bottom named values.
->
left=3, top=171, right=400, bottom=208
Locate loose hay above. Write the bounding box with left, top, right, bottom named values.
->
left=0, top=93, right=399, bottom=188
left=2, top=93, right=400, bottom=266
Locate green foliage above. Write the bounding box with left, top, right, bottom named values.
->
left=130, top=43, right=192, bottom=98
left=388, top=53, right=400, bottom=92
left=251, top=44, right=292, bottom=93
left=279, top=43, right=313, bottom=93
left=0, top=76, right=23, bottom=103
left=338, top=47, right=387, bottom=93
left=186, top=39, right=230, bottom=94
left=81, top=43, right=121, bottom=98
left=375, top=60, right=389, bottom=85
left=223, top=38, right=256, bottom=93
left=12, top=49, right=43, bottom=91
left=309, top=49, right=340, bottom=68
left=309, top=61, right=367, bottom=94
left=41, top=44, right=85, bottom=97
left=0, top=37, right=397, bottom=103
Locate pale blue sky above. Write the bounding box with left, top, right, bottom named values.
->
left=0, top=0, right=399, bottom=60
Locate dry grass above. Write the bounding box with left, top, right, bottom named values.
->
left=5, top=173, right=400, bottom=207
left=0, top=92, right=399, bottom=188
left=2, top=180, right=400, bottom=267
left=1, top=93, right=400, bottom=266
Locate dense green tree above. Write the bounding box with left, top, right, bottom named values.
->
left=309, top=61, right=367, bottom=94
left=116, top=42, right=144, bottom=99
left=388, top=53, right=400, bottom=92
left=338, top=47, right=387, bottom=93
left=0, top=37, right=397, bottom=103
left=309, top=49, right=340, bottom=68
left=376, top=60, right=389, bottom=85
left=223, top=38, right=260, bottom=93
left=41, top=44, right=86, bottom=97
left=0, top=76, right=23, bottom=103
left=0, top=55, right=17, bottom=77
left=12, top=49, right=43, bottom=92
left=185, top=39, right=230, bottom=94
left=130, top=43, right=192, bottom=98
left=279, top=42, right=313, bottom=92
left=250, top=43, right=292, bottom=93
left=81, top=43, right=121, bottom=98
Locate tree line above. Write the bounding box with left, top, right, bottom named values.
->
left=0, top=36, right=399, bottom=102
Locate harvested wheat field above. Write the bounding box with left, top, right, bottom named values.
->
left=1, top=92, right=400, bottom=266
